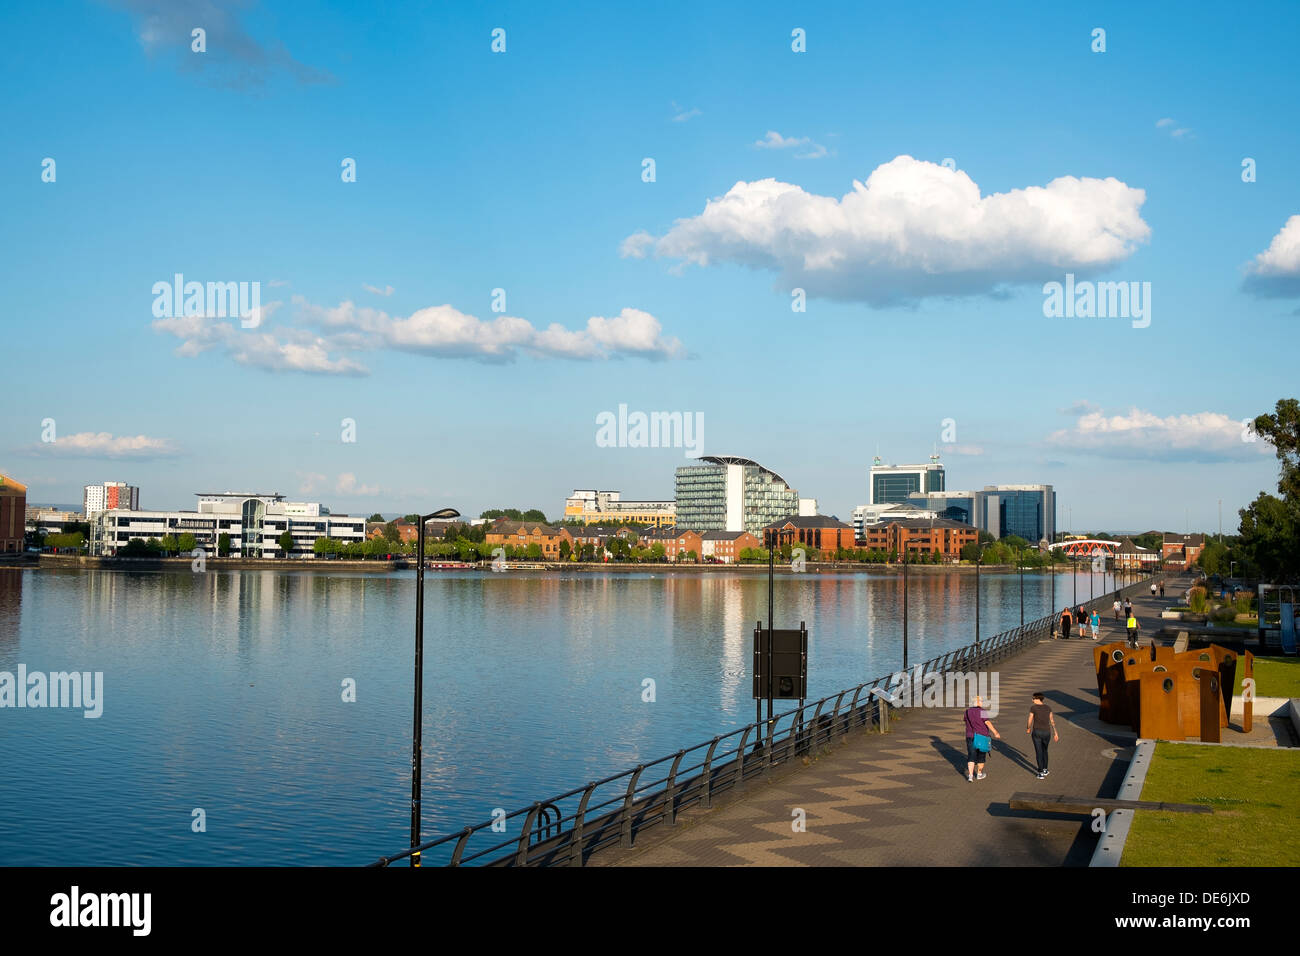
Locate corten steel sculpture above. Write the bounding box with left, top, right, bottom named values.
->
left=1094, top=641, right=1239, bottom=741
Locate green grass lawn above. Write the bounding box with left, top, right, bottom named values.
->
left=1232, top=656, right=1300, bottom=699
left=1122, top=744, right=1300, bottom=866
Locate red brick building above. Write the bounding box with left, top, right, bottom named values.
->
left=861, top=518, right=977, bottom=562
left=486, top=520, right=564, bottom=559
left=640, top=526, right=704, bottom=560
left=700, top=530, right=761, bottom=563
left=763, top=515, right=856, bottom=554
left=0, top=474, right=27, bottom=554
left=1161, top=533, right=1204, bottom=571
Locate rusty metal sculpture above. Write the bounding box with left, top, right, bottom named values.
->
left=1093, top=641, right=1239, bottom=741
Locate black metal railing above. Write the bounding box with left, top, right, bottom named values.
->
left=370, top=575, right=1155, bottom=867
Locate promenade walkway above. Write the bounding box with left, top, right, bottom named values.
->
left=592, top=575, right=1223, bottom=867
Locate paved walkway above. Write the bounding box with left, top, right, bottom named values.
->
left=593, top=575, right=1253, bottom=867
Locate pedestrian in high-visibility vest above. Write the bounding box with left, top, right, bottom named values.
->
left=1126, top=613, right=1140, bottom=648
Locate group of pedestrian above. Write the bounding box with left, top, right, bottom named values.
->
left=963, top=693, right=1059, bottom=781
left=1058, top=605, right=1099, bottom=639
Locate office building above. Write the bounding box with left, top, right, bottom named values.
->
left=763, top=515, right=856, bottom=554
left=860, top=518, right=978, bottom=562
left=84, top=481, right=140, bottom=516
left=89, top=491, right=365, bottom=558
left=869, top=455, right=946, bottom=505
left=907, top=484, right=1056, bottom=543
left=675, top=456, right=801, bottom=536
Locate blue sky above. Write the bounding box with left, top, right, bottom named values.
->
left=2, top=0, right=1297, bottom=532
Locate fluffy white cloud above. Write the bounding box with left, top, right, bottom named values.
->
left=1046, top=407, right=1270, bottom=462
left=32, top=432, right=179, bottom=459
left=156, top=294, right=686, bottom=372
left=624, top=155, right=1150, bottom=304
left=362, top=284, right=395, bottom=296
left=1243, top=215, right=1300, bottom=297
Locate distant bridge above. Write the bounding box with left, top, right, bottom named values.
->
left=1047, top=539, right=1121, bottom=557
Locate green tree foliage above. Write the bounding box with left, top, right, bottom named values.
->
left=217, top=532, right=231, bottom=556
left=1238, top=398, right=1300, bottom=581
left=177, top=532, right=197, bottom=553
left=368, top=513, right=385, bottom=522
left=278, top=530, right=295, bottom=555
left=159, top=534, right=178, bottom=555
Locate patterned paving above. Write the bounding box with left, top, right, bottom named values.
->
left=592, top=581, right=1215, bottom=867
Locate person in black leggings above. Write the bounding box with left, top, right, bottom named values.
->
left=1026, top=693, right=1059, bottom=778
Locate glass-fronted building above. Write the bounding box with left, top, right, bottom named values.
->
left=869, top=460, right=946, bottom=505
left=675, top=456, right=800, bottom=535
left=907, top=484, right=1055, bottom=543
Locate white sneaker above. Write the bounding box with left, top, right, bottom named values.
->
left=967, top=774, right=974, bottom=782
left=976, top=772, right=987, bottom=780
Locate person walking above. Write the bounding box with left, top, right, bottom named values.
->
left=964, top=694, right=1002, bottom=781
left=1150, top=581, right=1158, bottom=597
left=1026, top=693, right=1059, bottom=778
left=1090, top=608, right=1101, bottom=640
left=1159, top=580, right=1165, bottom=599
left=1060, top=606, right=1073, bottom=640
left=1126, top=611, right=1141, bottom=648
left=1123, top=597, right=1133, bottom=620
left=1113, top=597, right=1122, bottom=622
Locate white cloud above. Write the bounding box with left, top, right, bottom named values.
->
left=753, top=130, right=829, bottom=158
left=298, top=472, right=327, bottom=495
left=155, top=295, right=687, bottom=371
left=30, top=432, right=179, bottom=459
left=672, top=101, right=701, bottom=122
left=1156, top=117, right=1192, bottom=139
left=267, top=278, right=290, bottom=288
left=1060, top=400, right=1102, bottom=417
left=1046, top=407, right=1270, bottom=462
left=363, top=284, right=395, bottom=296
left=624, top=155, right=1151, bottom=305
left=336, top=473, right=381, bottom=496
left=1243, top=215, right=1300, bottom=297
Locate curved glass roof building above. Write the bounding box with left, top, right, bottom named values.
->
left=675, top=456, right=800, bottom=535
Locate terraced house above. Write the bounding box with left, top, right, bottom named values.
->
left=485, top=520, right=564, bottom=559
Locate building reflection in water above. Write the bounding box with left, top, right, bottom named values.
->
left=0, top=567, right=22, bottom=653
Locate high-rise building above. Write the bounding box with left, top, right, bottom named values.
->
left=869, top=455, right=946, bottom=505
left=84, top=481, right=140, bottom=516
left=675, top=456, right=801, bottom=535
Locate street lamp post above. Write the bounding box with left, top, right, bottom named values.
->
left=1018, top=547, right=1024, bottom=626
left=975, top=541, right=983, bottom=648
left=1050, top=547, right=1056, bottom=637
left=411, top=506, right=461, bottom=867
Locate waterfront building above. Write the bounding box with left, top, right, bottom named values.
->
left=639, top=526, right=703, bottom=560
left=1161, top=533, right=1205, bottom=571
left=84, top=481, right=140, bottom=517
left=563, top=489, right=675, bottom=527
left=853, top=502, right=939, bottom=541
left=860, top=518, right=978, bottom=562
left=699, top=530, right=761, bottom=563
left=869, top=455, right=945, bottom=505
left=0, top=474, right=26, bottom=553
left=88, top=492, right=365, bottom=557
left=763, top=515, right=856, bottom=554
left=1115, top=536, right=1160, bottom=571
left=905, top=484, right=1056, bottom=542
left=367, top=520, right=418, bottom=543
left=485, top=520, right=564, bottom=559
left=24, top=506, right=83, bottom=534
left=674, top=456, right=801, bottom=536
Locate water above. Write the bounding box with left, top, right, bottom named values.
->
left=0, top=565, right=1117, bottom=865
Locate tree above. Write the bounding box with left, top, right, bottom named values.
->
left=559, top=539, right=571, bottom=561
left=1253, top=398, right=1300, bottom=502
left=177, top=532, right=197, bottom=554
left=368, top=513, right=385, bottom=522
left=403, top=514, right=421, bottom=524
left=650, top=543, right=665, bottom=562
left=278, top=530, right=295, bottom=556
left=159, top=533, right=178, bottom=555
left=1238, top=398, right=1300, bottom=582
left=217, top=533, right=231, bottom=556
left=521, top=509, right=547, bottom=523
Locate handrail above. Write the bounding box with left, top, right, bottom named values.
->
left=369, top=575, right=1155, bottom=867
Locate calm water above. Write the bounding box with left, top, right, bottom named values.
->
left=0, top=565, right=1115, bottom=865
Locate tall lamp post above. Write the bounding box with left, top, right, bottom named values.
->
left=1050, top=547, right=1056, bottom=636
left=411, top=506, right=461, bottom=867
left=975, top=538, right=985, bottom=648
left=1017, top=546, right=1024, bottom=625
